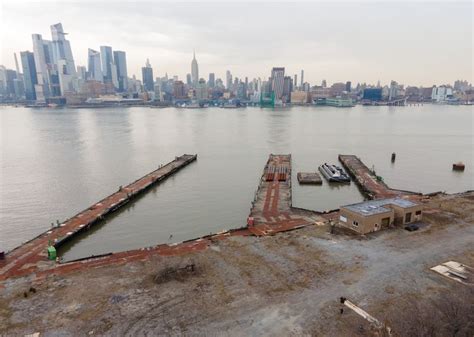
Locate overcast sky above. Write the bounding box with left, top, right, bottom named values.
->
left=1, top=1, right=472, bottom=86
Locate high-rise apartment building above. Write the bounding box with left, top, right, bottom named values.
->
left=208, top=73, right=215, bottom=88
left=226, top=70, right=232, bottom=90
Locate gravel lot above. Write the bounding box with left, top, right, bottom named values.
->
left=1, top=192, right=473, bottom=336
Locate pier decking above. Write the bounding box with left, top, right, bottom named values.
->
left=339, top=154, right=420, bottom=200
left=0, top=154, right=197, bottom=281
left=248, top=154, right=324, bottom=236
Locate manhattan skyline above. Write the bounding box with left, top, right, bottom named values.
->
left=1, top=1, right=472, bottom=86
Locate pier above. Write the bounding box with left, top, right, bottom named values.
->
left=0, top=154, right=197, bottom=281
left=339, top=154, right=420, bottom=200
left=248, top=154, right=325, bottom=236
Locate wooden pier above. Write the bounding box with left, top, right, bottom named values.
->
left=0, top=154, right=197, bottom=281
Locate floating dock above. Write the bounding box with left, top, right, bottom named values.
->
left=297, top=172, right=322, bottom=185
left=0, top=154, right=197, bottom=281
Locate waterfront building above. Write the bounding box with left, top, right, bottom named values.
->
left=431, top=86, right=453, bottom=102
left=141, top=59, right=154, bottom=92
left=362, top=88, right=382, bottom=101
left=270, top=67, right=285, bottom=100
left=294, top=74, right=297, bottom=90
left=283, top=76, right=292, bottom=102
left=339, top=198, right=422, bottom=235
left=191, top=50, right=199, bottom=86
left=291, top=90, right=309, bottom=104
left=100, top=46, right=114, bottom=83
left=208, top=73, right=215, bottom=88
left=87, top=49, right=103, bottom=82
left=20, top=51, right=37, bottom=100
left=329, top=82, right=346, bottom=97
left=113, top=51, right=128, bottom=92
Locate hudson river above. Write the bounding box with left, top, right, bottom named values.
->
left=1, top=105, right=472, bottom=260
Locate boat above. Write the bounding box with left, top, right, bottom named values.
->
left=318, top=163, right=351, bottom=183
left=452, top=162, right=465, bottom=171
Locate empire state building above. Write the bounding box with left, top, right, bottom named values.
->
left=191, top=50, right=199, bottom=86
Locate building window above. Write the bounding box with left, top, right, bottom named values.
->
left=415, top=210, right=422, bottom=215
left=352, top=221, right=359, bottom=227
left=405, top=212, right=412, bottom=223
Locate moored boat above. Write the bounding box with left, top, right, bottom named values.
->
left=318, top=163, right=351, bottom=183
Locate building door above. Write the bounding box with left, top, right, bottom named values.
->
left=381, top=217, right=390, bottom=227
left=405, top=212, right=412, bottom=223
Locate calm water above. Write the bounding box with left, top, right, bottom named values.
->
left=1, top=105, right=472, bottom=260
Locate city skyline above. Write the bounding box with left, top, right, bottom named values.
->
left=1, top=1, right=472, bottom=86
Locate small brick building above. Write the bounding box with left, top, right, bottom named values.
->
left=339, top=198, right=423, bottom=234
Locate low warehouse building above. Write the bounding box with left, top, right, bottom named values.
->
left=339, top=198, right=422, bottom=234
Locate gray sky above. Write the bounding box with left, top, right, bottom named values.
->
left=1, top=1, right=472, bottom=86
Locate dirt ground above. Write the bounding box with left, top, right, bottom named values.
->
left=1, top=192, right=473, bottom=336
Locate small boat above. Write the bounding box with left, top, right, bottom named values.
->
left=452, top=162, right=465, bottom=171
left=318, top=163, right=350, bottom=183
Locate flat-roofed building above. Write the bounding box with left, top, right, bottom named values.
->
left=339, top=198, right=423, bottom=234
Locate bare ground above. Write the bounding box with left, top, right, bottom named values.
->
left=1, top=192, right=473, bottom=336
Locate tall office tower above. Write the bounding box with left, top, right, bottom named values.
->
left=14, top=53, right=23, bottom=81
left=100, top=46, right=114, bottom=82
left=345, top=81, right=351, bottom=92
left=110, top=63, right=119, bottom=89
left=300, top=70, right=304, bottom=87
left=191, top=50, right=199, bottom=86
left=322, top=79, right=327, bottom=88
left=32, top=34, right=52, bottom=100
left=20, top=51, right=38, bottom=100
left=186, top=73, right=192, bottom=86
left=294, top=74, right=297, bottom=90
left=50, top=23, right=76, bottom=76
left=208, top=73, right=215, bottom=88
left=195, top=78, right=208, bottom=100
left=87, top=49, right=103, bottom=82
left=113, top=51, right=128, bottom=92
left=271, top=67, right=285, bottom=99
left=141, top=59, right=154, bottom=92
left=226, top=70, right=232, bottom=90
left=76, top=66, right=87, bottom=80
left=283, top=76, right=292, bottom=102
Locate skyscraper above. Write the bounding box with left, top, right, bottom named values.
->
left=113, top=51, right=128, bottom=92
left=226, top=70, right=232, bottom=90
left=100, top=46, right=114, bottom=82
left=186, top=73, right=192, bottom=86
left=50, top=23, right=76, bottom=76
left=208, top=73, right=215, bottom=88
left=294, top=74, right=297, bottom=90
left=300, top=70, right=304, bottom=87
left=271, top=67, right=285, bottom=99
left=191, top=50, right=199, bottom=86
left=20, top=51, right=37, bottom=100
left=32, top=34, right=52, bottom=100
left=142, top=59, right=154, bottom=92
left=87, top=49, right=103, bottom=82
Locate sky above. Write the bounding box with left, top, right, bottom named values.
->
left=0, top=1, right=472, bottom=87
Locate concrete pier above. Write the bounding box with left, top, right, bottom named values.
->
left=0, top=154, right=197, bottom=280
